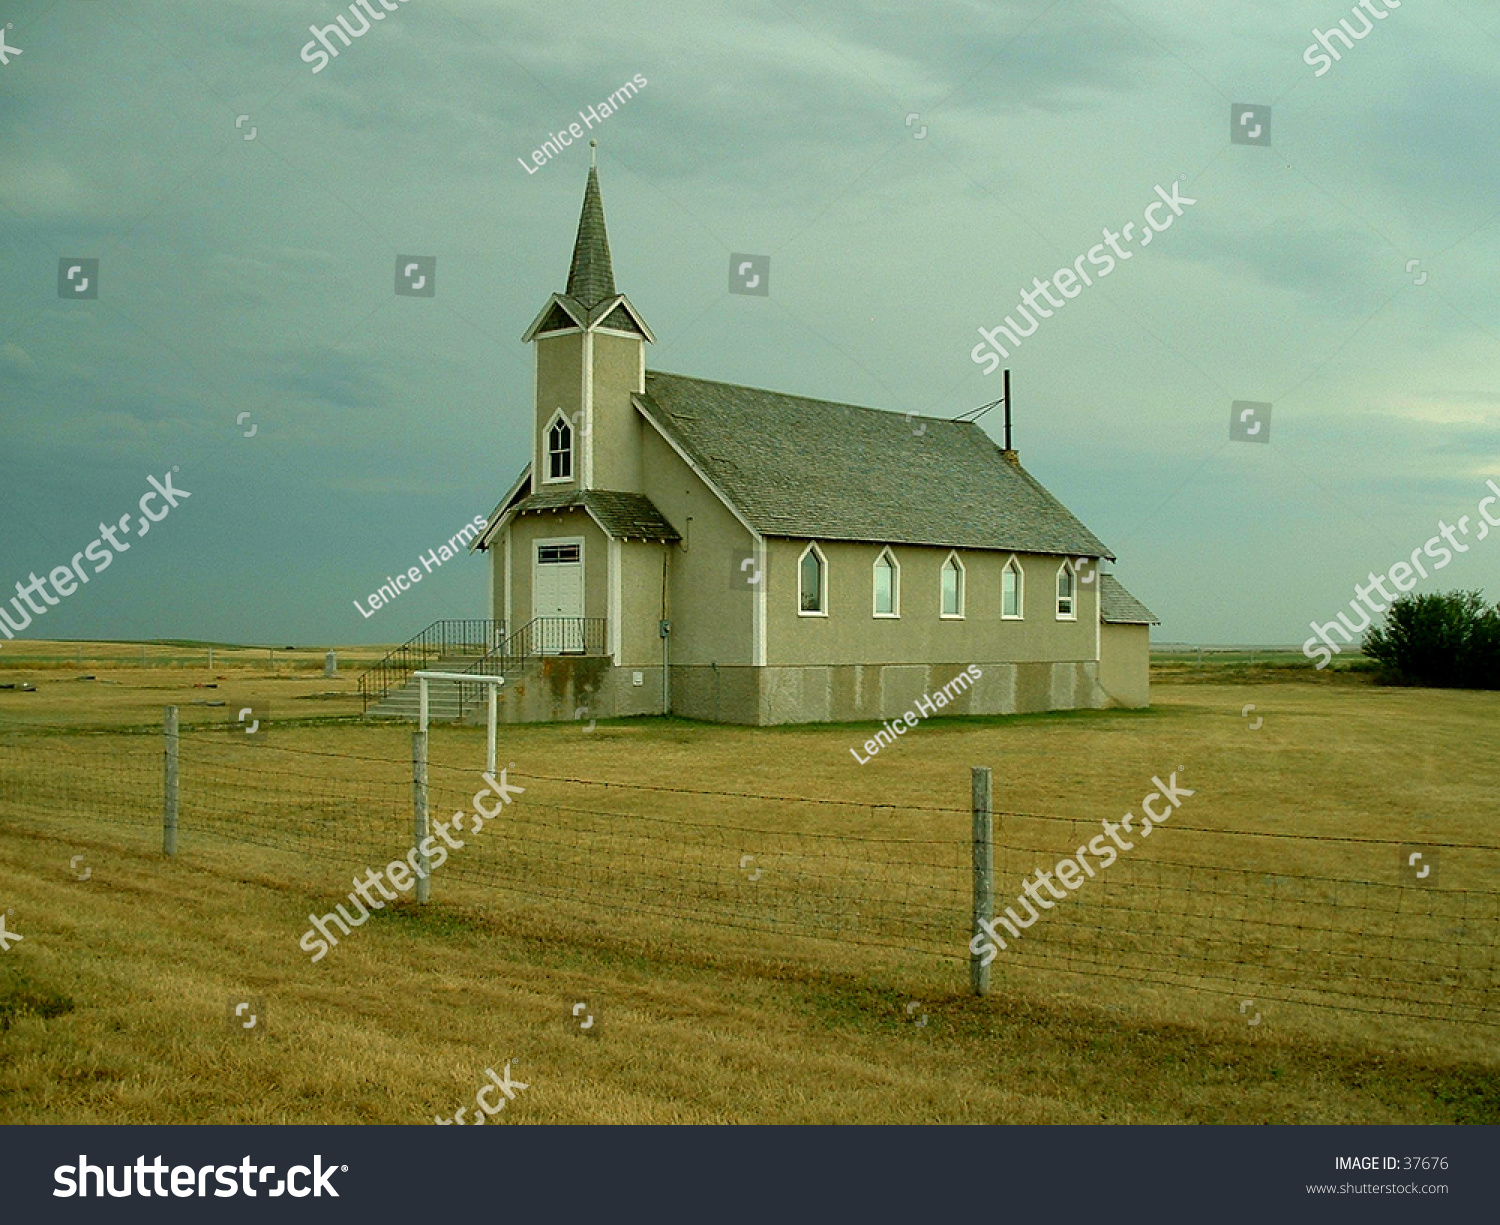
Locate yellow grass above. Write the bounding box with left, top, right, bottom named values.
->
left=0, top=645, right=1496, bottom=1124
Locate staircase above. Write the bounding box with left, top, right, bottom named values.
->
left=357, top=619, right=505, bottom=716
left=363, top=618, right=607, bottom=723
left=364, top=655, right=494, bottom=720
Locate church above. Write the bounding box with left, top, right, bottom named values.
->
left=458, top=150, right=1157, bottom=726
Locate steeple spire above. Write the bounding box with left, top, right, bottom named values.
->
left=566, top=145, right=616, bottom=309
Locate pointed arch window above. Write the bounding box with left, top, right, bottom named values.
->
left=546, top=413, right=573, bottom=482
left=1002, top=556, right=1025, bottom=619
left=799, top=542, right=827, bottom=616
left=940, top=552, right=965, bottom=619
left=1056, top=560, right=1077, bottom=620
left=873, top=548, right=900, bottom=617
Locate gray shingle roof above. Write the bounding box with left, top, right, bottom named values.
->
left=513, top=487, right=679, bottom=541
left=1099, top=574, right=1159, bottom=624
left=635, top=371, right=1113, bottom=558
left=566, top=165, right=615, bottom=309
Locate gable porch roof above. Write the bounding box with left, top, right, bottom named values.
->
left=474, top=470, right=679, bottom=546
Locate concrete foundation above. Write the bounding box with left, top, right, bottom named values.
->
left=468, top=658, right=1108, bottom=725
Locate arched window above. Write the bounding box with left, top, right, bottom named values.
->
left=940, top=552, right=964, bottom=618
left=1056, top=560, right=1077, bottom=619
left=873, top=548, right=900, bottom=617
left=546, top=414, right=573, bottom=481
left=1002, top=556, right=1024, bottom=619
left=799, top=543, right=827, bottom=615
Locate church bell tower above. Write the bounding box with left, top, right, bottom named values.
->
left=520, top=142, right=655, bottom=496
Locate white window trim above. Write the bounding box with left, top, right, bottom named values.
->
left=1056, top=559, right=1078, bottom=621
left=1001, top=554, right=1025, bottom=620
left=543, top=410, right=574, bottom=484
left=873, top=547, right=900, bottom=618
left=535, top=536, right=584, bottom=562
left=798, top=541, right=829, bottom=618
left=940, top=551, right=965, bottom=619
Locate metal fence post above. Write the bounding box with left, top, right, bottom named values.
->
left=163, top=706, right=179, bottom=856
left=971, top=765, right=993, bottom=996
left=413, top=730, right=430, bottom=904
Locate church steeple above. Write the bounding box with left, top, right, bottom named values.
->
left=565, top=142, right=615, bottom=309
left=521, top=147, right=655, bottom=496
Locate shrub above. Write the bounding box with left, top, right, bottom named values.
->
left=1363, top=590, right=1500, bottom=689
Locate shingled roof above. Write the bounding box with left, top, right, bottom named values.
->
left=511, top=487, right=680, bottom=542
left=635, top=371, right=1113, bottom=558
left=1099, top=574, right=1159, bottom=624
left=565, top=164, right=615, bottom=309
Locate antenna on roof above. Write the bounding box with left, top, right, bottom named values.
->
left=1004, top=367, right=1012, bottom=450
left=590, top=139, right=597, bottom=167
left=951, top=368, right=1010, bottom=426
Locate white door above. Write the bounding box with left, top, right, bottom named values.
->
left=533, top=541, right=584, bottom=653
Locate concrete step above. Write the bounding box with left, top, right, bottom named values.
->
left=366, top=654, right=515, bottom=721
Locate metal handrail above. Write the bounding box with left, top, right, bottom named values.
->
left=454, top=617, right=607, bottom=715
left=357, top=619, right=506, bottom=712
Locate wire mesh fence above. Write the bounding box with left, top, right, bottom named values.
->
left=1, top=719, right=1495, bottom=1030
left=431, top=767, right=970, bottom=959
left=990, top=810, right=1499, bottom=1027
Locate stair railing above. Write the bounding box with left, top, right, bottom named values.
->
left=453, top=618, right=606, bottom=715
left=356, top=619, right=506, bottom=713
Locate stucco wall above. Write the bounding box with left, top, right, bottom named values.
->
left=532, top=327, right=643, bottom=495
left=588, top=331, right=645, bottom=492
left=533, top=331, right=583, bottom=491
left=763, top=539, right=1099, bottom=667
left=617, top=539, right=670, bottom=669
left=1098, top=622, right=1151, bottom=708
left=504, top=509, right=609, bottom=631
left=488, top=521, right=670, bottom=673
left=638, top=426, right=756, bottom=667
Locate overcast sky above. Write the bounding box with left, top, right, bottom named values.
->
left=3, top=0, right=1498, bottom=651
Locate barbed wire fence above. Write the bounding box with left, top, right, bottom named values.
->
left=1, top=712, right=1495, bottom=1030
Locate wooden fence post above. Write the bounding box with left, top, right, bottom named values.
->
left=413, top=731, right=430, bottom=904
left=971, top=765, right=993, bottom=996
left=163, top=706, right=179, bottom=856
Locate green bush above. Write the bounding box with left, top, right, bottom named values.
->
left=1363, top=590, right=1500, bottom=689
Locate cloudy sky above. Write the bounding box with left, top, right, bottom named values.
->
left=2, top=0, right=1498, bottom=650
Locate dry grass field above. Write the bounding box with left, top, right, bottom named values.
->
left=0, top=641, right=1495, bottom=1124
